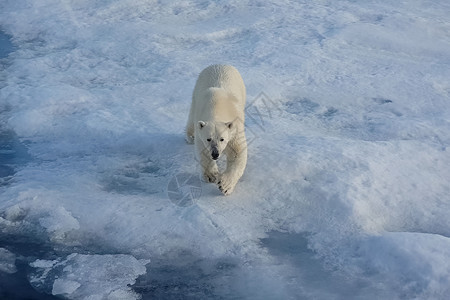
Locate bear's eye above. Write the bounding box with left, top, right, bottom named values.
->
left=220, top=138, right=224, bottom=142
left=207, top=138, right=211, bottom=142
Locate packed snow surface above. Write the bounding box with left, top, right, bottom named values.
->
left=1, top=0, right=450, bottom=299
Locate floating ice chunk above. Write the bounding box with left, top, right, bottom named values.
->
left=0, top=248, right=17, bottom=273
left=52, top=279, right=81, bottom=295
left=30, top=258, right=58, bottom=269
left=30, top=253, right=149, bottom=299
left=2, top=204, right=28, bottom=222
left=38, top=206, right=80, bottom=241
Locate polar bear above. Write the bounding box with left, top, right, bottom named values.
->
left=186, top=64, right=247, bottom=195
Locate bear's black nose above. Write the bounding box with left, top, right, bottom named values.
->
left=211, top=148, right=219, bottom=160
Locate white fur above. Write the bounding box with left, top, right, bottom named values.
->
left=186, top=65, right=247, bottom=195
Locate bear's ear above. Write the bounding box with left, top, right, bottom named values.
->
left=198, top=121, right=207, bottom=129
left=225, top=122, right=233, bottom=129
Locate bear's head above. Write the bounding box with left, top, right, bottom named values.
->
left=197, top=120, right=234, bottom=160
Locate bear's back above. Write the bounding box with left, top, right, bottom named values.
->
left=193, top=65, right=246, bottom=104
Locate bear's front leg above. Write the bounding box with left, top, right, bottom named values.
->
left=202, top=159, right=219, bottom=183
left=218, top=140, right=247, bottom=195
left=196, top=142, right=219, bottom=183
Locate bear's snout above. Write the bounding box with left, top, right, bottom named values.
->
left=211, top=147, right=219, bottom=160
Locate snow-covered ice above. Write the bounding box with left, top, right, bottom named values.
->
left=1, top=0, right=450, bottom=299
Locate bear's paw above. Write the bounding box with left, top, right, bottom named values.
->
left=217, top=173, right=237, bottom=195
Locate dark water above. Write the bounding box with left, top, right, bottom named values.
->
left=0, top=130, right=31, bottom=187
left=0, top=30, right=15, bottom=59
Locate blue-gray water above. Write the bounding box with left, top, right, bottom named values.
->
left=0, top=30, right=15, bottom=59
